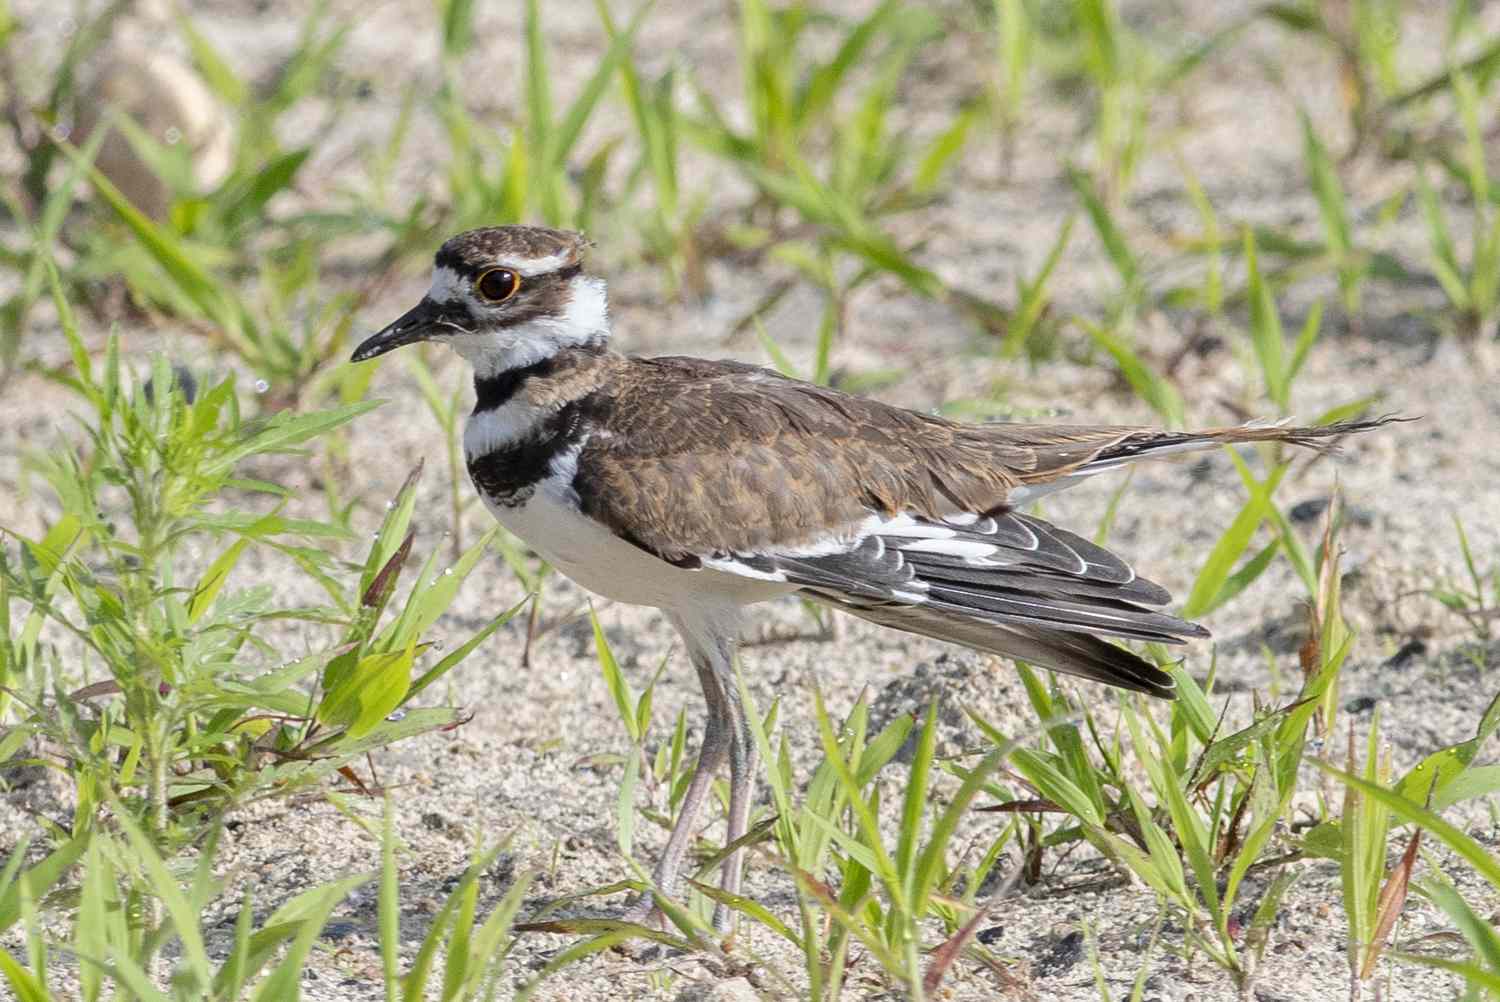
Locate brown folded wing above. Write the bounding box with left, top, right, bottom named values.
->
left=572, top=355, right=1142, bottom=561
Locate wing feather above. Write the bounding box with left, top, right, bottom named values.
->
left=706, top=509, right=1204, bottom=697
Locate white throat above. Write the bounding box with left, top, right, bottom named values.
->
left=443, top=273, right=611, bottom=380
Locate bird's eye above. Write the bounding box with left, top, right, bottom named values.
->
left=475, top=268, right=520, bottom=303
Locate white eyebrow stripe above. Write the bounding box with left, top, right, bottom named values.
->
left=428, top=266, right=467, bottom=303
left=510, top=252, right=575, bottom=277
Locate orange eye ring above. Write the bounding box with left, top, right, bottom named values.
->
left=475, top=268, right=520, bottom=303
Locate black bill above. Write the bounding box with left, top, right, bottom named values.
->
left=350, top=297, right=468, bottom=362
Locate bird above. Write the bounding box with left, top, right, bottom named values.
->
left=350, top=224, right=1392, bottom=933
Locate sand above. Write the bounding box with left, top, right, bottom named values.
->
left=3, top=1, right=1499, bottom=999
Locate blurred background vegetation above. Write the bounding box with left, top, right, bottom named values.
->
left=1, top=0, right=1499, bottom=999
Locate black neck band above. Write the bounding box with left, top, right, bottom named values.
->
left=473, top=358, right=555, bottom=412
left=471, top=337, right=607, bottom=413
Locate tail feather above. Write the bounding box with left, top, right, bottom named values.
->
left=828, top=599, right=1175, bottom=697
left=1077, top=416, right=1407, bottom=476
left=1004, top=416, right=1407, bottom=505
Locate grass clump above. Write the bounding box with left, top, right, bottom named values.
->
left=0, top=270, right=523, bottom=997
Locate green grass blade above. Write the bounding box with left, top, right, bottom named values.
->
left=253, top=876, right=370, bottom=1002
left=592, top=606, right=639, bottom=743
left=203, top=400, right=381, bottom=478
left=912, top=748, right=1005, bottom=915
left=911, top=102, right=977, bottom=196
left=407, top=597, right=528, bottom=700
left=177, top=11, right=250, bottom=106
left=114, top=815, right=214, bottom=992
left=1244, top=228, right=1288, bottom=412
left=1081, top=320, right=1184, bottom=426
left=1181, top=459, right=1288, bottom=618
left=188, top=537, right=250, bottom=624
left=548, top=1, right=653, bottom=175
left=1005, top=214, right=1074, bottom=357
left=0, top=834, right=85, bottom=934
left=1421, top=880, right=1500, bottom=975
left=1318, top=764, right=1500, bottom=890
left=56, top=139, right=241, bottom=337
left=524, top=0, right=552, bottom=161
left=380, top=796, right=400, bottom=1002
left=1067, top=164, right=1137, bottom=290
left=896, top=703, right=936, bottom=905
left=1286, top=299, right=1324, bottom=389
left=797, top=0, right=899, bottom=128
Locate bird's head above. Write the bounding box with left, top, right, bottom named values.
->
left=351, top=225, right=608, bottom=376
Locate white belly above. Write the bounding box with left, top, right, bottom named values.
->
left=464, top=404, right=794, bottom=611
left=480, top=478, right=794, bottom=611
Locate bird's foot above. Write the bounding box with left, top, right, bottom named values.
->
left=619, top=892, right=667, bottom=931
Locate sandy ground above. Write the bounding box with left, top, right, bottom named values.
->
left=3, top=1, right=1500, bottom=1000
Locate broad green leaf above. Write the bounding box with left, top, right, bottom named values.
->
left=318, top=646, right=415, bottom=738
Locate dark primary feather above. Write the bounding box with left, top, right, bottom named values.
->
left=839, top=602, right=1178, bottom=697
left=761, top=510, right=1203, bottom=697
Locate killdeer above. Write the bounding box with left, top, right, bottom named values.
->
left=352, top=225, right=1391, bottom=931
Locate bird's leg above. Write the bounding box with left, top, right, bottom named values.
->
left=714, top=665, right=758, bottom=934
left=622, top=654, right=729, bottom=926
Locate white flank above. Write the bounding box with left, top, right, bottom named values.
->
left=475, top=442, right=794, bottom=611
left=701, top=556, right=788, bottom=583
